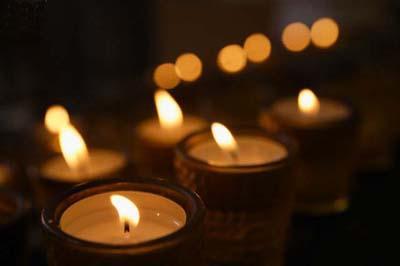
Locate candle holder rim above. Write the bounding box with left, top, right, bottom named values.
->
left=0, top=189, right=29, bottom=229
left=41, top=177, right=205, bottom=254
left=175, top=126, right=297, bottom=173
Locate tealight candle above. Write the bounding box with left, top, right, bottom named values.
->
left=32, top=125, right=129, bottom=208
left=134, top=90, right=206, bottom=178
left=0, top=189, right=30, bottom=265
left=41, top=178, right=205, bottom=266
left=260, top=89, right=359, bottom=215
left=175, top=124, right=296, bottom=265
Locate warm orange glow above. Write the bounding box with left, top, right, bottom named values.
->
left=243, top=33, right=271, bottom=63
left=211, top=122, right=238, bottom=153
left=282, top=22, right=311, bottom=52
left=110, top=195, right=140, bottom=230
left=59, top=125, right=89, bottom=171
left=153, top=63, right=181, bottom=89
left=175, top=53, right=202, bottom=82
left=298, top=89, right=320, bottom=115
left=311, top=18, right=339, bottom=48
left=217, top=44, right=247, bottom=73
left=154, top=90, right=183, bottom=129
left=45, top=105, right=70, bottom=134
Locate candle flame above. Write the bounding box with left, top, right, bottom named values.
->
left=110, top=195, right=140, bottom=229
left=59, top=125, right=89, bottom=171
left=45, top=105, right=70, bottom=134
left=155, top=90, right=183, bottom=129
left=298, top=89, right=320, bottom=115
left=211, top=123, right=238, bottom=153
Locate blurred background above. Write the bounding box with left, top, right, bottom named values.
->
left=0, top=0, right=398, bottom=265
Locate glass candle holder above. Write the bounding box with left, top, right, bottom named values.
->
left=30, top=150, right=132, bottom=209
left=175, top=127, right=296, bottom=265
left=260, top=98, right=359, bottom=215
left=133, top=116, right=206, bottom=179
left=0, top=189, right=30, bottom=266
left=41, top=178, right=205, bottom=266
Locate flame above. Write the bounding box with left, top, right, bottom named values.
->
left=211, top=123, right=238, bottom=153
left=298, top=89, right=320, bottom=115
left=59, top=125, right=89, bottom=171
left=45, top=105, right=70, bottom=134
left=110, top=195, right=140, bottom=229
left=154, top=90, right=183, bottom=129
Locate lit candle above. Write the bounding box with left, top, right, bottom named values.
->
left=175, top=124, right=295, bottom=265
left=33, top=125, right=128, bottom=207
left=190, top=123, right=287, bottom=166
left=134, top=90, right=206, bottom=178
left=61, top=192, right=185, bottom=244
left=41, top=179, right=205, bottom=266
left=260, top=88, right=359, bottom=215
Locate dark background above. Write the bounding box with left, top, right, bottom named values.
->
left=0, top=0, right=398, bottom=265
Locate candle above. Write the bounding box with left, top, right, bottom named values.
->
left=190, top=123, right=287, bottom=166
left=61, top=191, right=186, bottom=244
left=134, top=90, right=206, bottom=178
left=32, top=125, right=128, bottom=208
left=175, top=124, right=295, bottom=265
left=260, top=88, right=359, bottom=215
left=41, top=178, right=205, bottom=266
left=0, top=189, right=29, bottom=265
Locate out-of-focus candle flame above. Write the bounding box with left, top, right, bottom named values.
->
left=153, top=63, right=181, bottom=90
left=59, top=125, right=89, bottom=171
left=282, top=22, right=311, bottom=52
left=243, top=33, right=271, bottom=63
left=110, top=195, right=140, bottom=229
left=45, top=105, right=70, bottom=134
left=175, top=53, right=202, bottom=82
left=311, top=17, right=339, bottom=48
left=217, top=44, right=247, bottom=73
left=211, top=123, right=238, bottom=154
left=298, top=89, right=320, bottom=115
left=155, top=90, right=183, bottom=130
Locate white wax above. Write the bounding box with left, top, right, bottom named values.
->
left=136, top=115, right=206, bottom=147
left=40, top=149, right=126, bottom=183
left=189, top=136, right=288, bottom=166
left=60, top=191, right=186, bottom=245
left=271, top=98, right=350, bottom=127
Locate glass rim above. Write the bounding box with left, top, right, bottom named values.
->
left=41, top=178, right=205, bottom=254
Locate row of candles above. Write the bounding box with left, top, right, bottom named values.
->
left=0, top=86, right=359, bottom=265
left=153, top=17, right=340, bottom=90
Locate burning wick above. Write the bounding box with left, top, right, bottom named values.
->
left=110, top=195, right=140, bottom=236
left=211, top=123, right=239, bottom=162
left=124, top=221, right=130, bottom=234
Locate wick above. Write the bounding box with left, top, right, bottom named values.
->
left=124, top=220, right=130, bottom=233
left=228, top=150, right=239, bottom=163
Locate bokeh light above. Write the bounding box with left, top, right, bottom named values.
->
left=217, top=44, right=247, bottom=73
left=243, top=33, right=271, bottom=63
left=153, top=63, right=181, bottom=89
left=45, top=105, right=70, bottom=134
left=311, top=17, right=339, bottom=48
left=175, top=53, right=202, bottom=82
left=282, top=22, right=311, bottom=52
